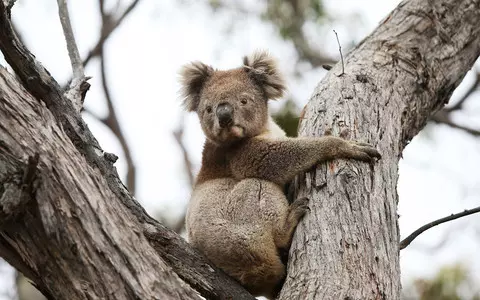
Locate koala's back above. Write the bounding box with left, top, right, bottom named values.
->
left=186, top=177, right=288, bottom=297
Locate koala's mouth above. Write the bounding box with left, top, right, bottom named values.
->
left=216, top=124, right=245, bottom=140
left=229, top=125, right=244, bottom=138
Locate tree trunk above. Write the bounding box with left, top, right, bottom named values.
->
left=279, top=0, right=480, bottom=299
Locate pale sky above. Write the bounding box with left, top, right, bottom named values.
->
left=1, top=0, right=480, bottom=298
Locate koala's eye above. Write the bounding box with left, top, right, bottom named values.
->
left=240, top=99, right=248, bottom=105
left=206, top=106, right=212, bottom=113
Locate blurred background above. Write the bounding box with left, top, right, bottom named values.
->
left=0, top=0, right=479, bottom=299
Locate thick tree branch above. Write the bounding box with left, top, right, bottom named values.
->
left=280, top=0, right=480, bottom=298
left=400, top=206, right=480, bottom=250
left=0, top=153, right=38, bottom=229
left=0, top=1, right=65, bottom=110
left=0, top=2, right=254, bottom=299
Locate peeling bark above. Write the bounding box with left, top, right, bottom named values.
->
left=279, top=0, right=480, bottom=299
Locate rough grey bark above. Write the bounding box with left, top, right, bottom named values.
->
left=0, top=68, right=197, bottom=299
left=0, top=1, right=254, bottom=299
left=279, top=0, right=480, bottom=299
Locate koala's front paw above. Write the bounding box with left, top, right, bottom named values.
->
left=347, top=141, right=381, bottom=162
left=289, top=197, right=310, bottom=220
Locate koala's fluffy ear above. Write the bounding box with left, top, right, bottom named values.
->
left=243, top=50, right=286, bottom=100
left=179, top=61, right=214, bottom=111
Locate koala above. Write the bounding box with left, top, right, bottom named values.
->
left=180, top=51, right=381, bottom=299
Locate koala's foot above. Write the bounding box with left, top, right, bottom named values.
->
left=346, top=141, right=381, bottom=162
left=275, top=197, right=309, bottom=251
left=288, top=197, right=310, bottom=221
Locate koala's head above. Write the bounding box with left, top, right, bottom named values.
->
left=179, top=51, right=286, bottom=145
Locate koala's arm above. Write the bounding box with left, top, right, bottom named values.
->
left=230, top=136, right=380, bottom=185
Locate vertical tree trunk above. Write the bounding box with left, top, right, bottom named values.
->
left=279, top=0, right=480, bottom=299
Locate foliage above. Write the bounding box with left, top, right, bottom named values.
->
left=271, top=99, right=301, bottom=137
left=262, top=0, right=325, bottom=40
left=403, top=263, right=480, bottom=300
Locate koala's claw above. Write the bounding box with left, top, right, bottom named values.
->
left=290, top=197, right=310, bottom=219
left=350, top=141, right=381, bottom=162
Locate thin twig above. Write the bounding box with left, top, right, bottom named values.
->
left=173, top=115, right=195, bottom=189
left=444, top=70, right=480, bottom=112
left=333, top=30, right=345, bottom=76
left=92, top=0, right=137, bottom=194
left=57, top=0, right=84, bottom=80
left=170, top=115, right=195, bottom=234
left=400, top=206, right=480, bottom=250
left=431, top=110, right=480, bottom=136
left=82, top=0, right=140, bottom=67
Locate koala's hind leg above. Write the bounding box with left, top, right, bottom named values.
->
left=205, top=223, right=286, bottom=299
left=238, top=234, right=286, bottom=299
left=274, top=197, right=309, bottom=250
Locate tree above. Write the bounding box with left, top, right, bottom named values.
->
left=279, top=0, right=480, bottom=298
left=0, top=0, right=479, bottom=300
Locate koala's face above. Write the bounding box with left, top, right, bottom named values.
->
left=197, top=70, right=268, bottom=144
left=180, top=51, right=286, bottom=145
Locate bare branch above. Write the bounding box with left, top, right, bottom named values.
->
left=431, top=109, right=480, bottom=136
left=56, top=0, right=84, bottom=80
left=403, top=223, right=464, bottom=252
left=82, top=0, right=140, bottom=67
left=98, top=46, right=136, bottom=194
left=444, top=69, right=480, bottom=112
left=85, top=0, right=138, bottom=194
left=158, top=115, right=195, bottom=234
left=429, top=68, right=480, bottom=137
left=333, top=30, right=345, bottom=76
left=173, top=115, right=195, bottom=189
left=400, top=206, right=480, bottom=250
left=55, top=0, right=91, bottom=112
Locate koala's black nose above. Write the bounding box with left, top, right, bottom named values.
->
left=216, top=103, right=233, bottom=128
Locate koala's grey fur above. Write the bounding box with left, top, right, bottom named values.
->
left=179, top=50, right=381, bottom=299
